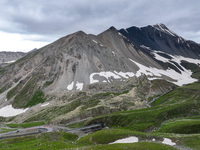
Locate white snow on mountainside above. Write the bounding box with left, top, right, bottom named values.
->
left=0, top=105, right=29, bottom=117
left=129, top=58, right=198, bottom=86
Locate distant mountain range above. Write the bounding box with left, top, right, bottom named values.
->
left=0, top=23, right=199, bottom=124
left=0, top=51, right=26, bottom=67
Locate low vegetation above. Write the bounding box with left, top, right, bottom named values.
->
left=0, top=132, right=78, bottom=150
left=157, top=119, right=200, bottom=134
left=25, top=91, right=45, bottom=107
left=0, top=82, right=200, bottom=149
left=0, top=128, right=16, bottom=134
left=73, top=142, right=177, bottom=150
left=6, top=121, right=45, bottom=128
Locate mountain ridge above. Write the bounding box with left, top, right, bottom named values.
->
left=0, top=23, right=199, bottom=123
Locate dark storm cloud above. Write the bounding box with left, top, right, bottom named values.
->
left=0, top=0, right=200, bottom=42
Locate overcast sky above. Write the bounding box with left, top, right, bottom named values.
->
left=0, top=0, right=200, bottom=52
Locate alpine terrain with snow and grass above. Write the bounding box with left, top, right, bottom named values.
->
left=0, top=24, right=200, bottom=150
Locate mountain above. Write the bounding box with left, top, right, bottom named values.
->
left=0, top=51, right=26, bottom=67
left=0, top=23, right=200, bottom=125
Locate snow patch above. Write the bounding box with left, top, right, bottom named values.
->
left=178, top=37, right=184, bottom=43
left=4, top=60, right=16, bottom=64
left=153, top=51, right=200, bottom=66
left=0, top=105, right=29, bottom=117
left=125, top=29, right=128, bottom=33
left=90, top=71, right=135, bottom=84
left=90, top=71, right=121, bottom=84
left=140, top=45, right=151, bottom=50
left=76, top=81, right=84, bottom=90
left=67, top=81, right=74, bottom=90
left=112, top=51, right=115, bottom=56
left=118, top=32, right=130, bottom=41
left=153, top=52, right=169, bottom=63
left=129, top=58, right=197, bottom=86
left=162, top=138, right=176, bottom=146
left=114, top=71, right=135, bottom=79
left=41, top=102, right=49, bottom=107
left=118, top=32, right=123, bottom=36
left=92, top=39, right=98, bottom=44
left=110, top=136, right=139, bottom=144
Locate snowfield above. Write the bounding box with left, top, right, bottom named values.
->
left=4, top=60, right=16, bottom=64
left=129, top=58, right=198, bottom=86
left=0, top=104, right=29, bottom=117
left=89, top=52, right=199, bottom=87
left=110, top=136, right=139, bottom=144
left=90, top=71, right=135, bottom=84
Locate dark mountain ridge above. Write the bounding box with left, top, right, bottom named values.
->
left=119, top=23, right=200, bottom=58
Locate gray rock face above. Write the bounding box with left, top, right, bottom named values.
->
left=0, top=24, right=199, bottom=109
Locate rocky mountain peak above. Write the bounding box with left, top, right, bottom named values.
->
left=153, top=23, right=168, bottom=30
left=0, top=24, right=199, bottom=111
left=109, top=26, right=117, bottom=30
left=152, top=23, right=177, bottom=37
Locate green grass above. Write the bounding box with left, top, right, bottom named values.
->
left=0, top=128, right=17, bottom=133
left=25, top=99, right=83, bottom=123
left=6, top=121, right=45, bottom=128
left=25, top=91, right=45, bottom=107
left=12, top=76, right=42, bottom=108
left=0, top=132, right=78, bottom=150
left=178, top=135, right=200, bottom=150
left=73, top=142, right=177, bottom=150
left=157, top=119, right=200, bottom=134
left=151, top=82, right=200, bottom=106
left=25, top=91, right=125, bottom=123
left=180, top=61, right=200, bottom=79
left=85, top=82, right=200, bottom=132
left=77, top=129, right=155, bottom=145
left=181, top=82, right=200, bottom=90
left=85, top=101, right=200, bottom=132
left=66, top=120, right=86, bottom=128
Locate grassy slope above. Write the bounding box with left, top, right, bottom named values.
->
left=77, top=128, right=200, bottom=150
left=73, top=142, right=177, bottom=150
left=0, top=129, right=177, bottom=150
left=0, top=128, right=16, bottom=134
left=0, top=132, right=78, bottom=150
left=1, top=82, right=200, bottom=149
left=85, top=82, right=200, bottom=131
left=157, top=119, right=200, bottom=134
left=6, top=121, right=45, bottom=128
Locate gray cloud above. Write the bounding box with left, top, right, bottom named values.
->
left=0, top=0, right=200, bottom=43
